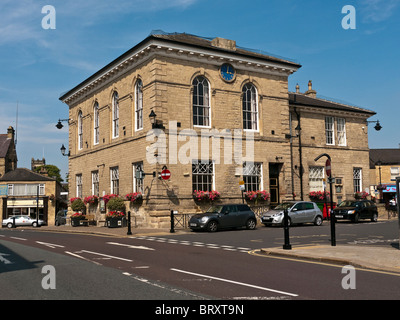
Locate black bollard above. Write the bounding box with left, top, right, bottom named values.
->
left=127, top=211, right=132, bottom=235
left=283, top=209, right=292, bottom=250
left=170, top=210, right=175, bottom=233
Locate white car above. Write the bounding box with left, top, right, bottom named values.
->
left=261, top=201, right=323, bottom=226
left=2, top=215, right=45, bottom=228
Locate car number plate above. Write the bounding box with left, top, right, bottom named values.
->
left=190, top=223, right=197, bottom=227
left=335, top=215, right=343, bottom=218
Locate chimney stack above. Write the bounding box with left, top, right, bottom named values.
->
left=305, top=80, right=317, bottom=98
left=7, top=126, right=15, bottom=140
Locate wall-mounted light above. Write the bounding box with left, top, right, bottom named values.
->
left=56, top=118, right=70, bottom=130
left=149, top=110, right=165, bottom=129
left=367, top=120, right=382, bottom=131
left=60, top=144, right=70, bottom=157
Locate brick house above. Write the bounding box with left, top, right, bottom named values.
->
left=59, top=31, right=376, bottom=228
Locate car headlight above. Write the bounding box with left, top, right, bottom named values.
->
left=272, top=212, right=283, bottom=217
left=199, top=216, right=209, bottom=223
left=347, top=210, right=355, bottom=214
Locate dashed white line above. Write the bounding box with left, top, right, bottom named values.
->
left=170, top=268, right=299, bottom=297
left=10, top=237, right=27, bottom=241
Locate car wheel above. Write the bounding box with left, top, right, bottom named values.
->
left=207, top=220, right=218, bottom=232
left=371, top=213, right=378, bottom=222
left=352, top=213, right=360, bottom=223
left=314, top=216, right=323, bottom=226
left=246, top=219, right=256, bottom=230
left=6, top=222, right=13, bottom=228
left=32, top=222, right=38, bottom=227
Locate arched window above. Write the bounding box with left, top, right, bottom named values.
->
left=93, top=102, right=99, bottom=145
left=78, top=111, right=83, bottom=150
left=192, top=76, right=210, bottom=127
left=242, top=83, right=258, bottom=131
left=112, top=91, right=119, bottom=138
left=135, top=80, right=143, bottom=131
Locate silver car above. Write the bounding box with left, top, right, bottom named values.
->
left=2, top=215, right=45, bottom=228
left=261, top=201, right=323, bottom=226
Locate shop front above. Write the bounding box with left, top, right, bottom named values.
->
left=2, top=197, right=48, bottom=223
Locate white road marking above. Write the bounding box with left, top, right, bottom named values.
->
left=10, top=237, right=27, bottom=241
left=170, top=268, right=299, bottom=297
left=36, top=241, right=65, bottom=249
left=106, top=242, right=154, bottom=251
left=78, top=250, right=133, bottom=262
left=0, top=253, right=12, bottom=264
left=65, top=251, right=102, bottom=266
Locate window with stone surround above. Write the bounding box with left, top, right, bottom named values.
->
left=325, top=116, right=334, bottom=145
left=192, top=160, right=214, bottom=192
left=112, top=91, right=119, bottom=138
left=243, top=162, right=262, bottom=192
left=94, top=102, right=99, bottom=145
left=110, top=166, right=119, bottom=195
left=78, top=111, right=83, bottom=150
left=242, top=83, right=258, bottom=131
left=76, top=174, right=82, bottom=198
left=133, top=161, right=144, bottom=193
left=92, top=170, right=99, bottom=197
left=353, top=168, right=362, bottom=193
left=337, top=117, right=346, bottom=146
left=192, top=76, right=210, bottom=127
left=7, top=184, right=45, bottom=196
left=309, top=166, right=324, bottom=192
left=135, top=79, right=143, bottom=131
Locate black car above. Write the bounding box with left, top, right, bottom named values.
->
left=55, top=209, right=68, bottom=226
left=189, top=204, right=257, bottom=232
left=333, top=200, right=378, bottom=222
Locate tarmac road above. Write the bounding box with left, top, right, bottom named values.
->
left=1, top=225, right=400, bottom=300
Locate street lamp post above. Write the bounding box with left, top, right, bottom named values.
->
left=315, top=153, right=336, bottom=246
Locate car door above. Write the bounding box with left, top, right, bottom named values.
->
left=360, top=202, right=368, bottom=218
left=218, top=205, right=237, bottom=228
left=20, top=216, right=31, bottom=226
left=237, top=205, right=252, bottom=226
left=303, top=202, right=316, bottom=223
left=289, top=203, right=304, bottom=223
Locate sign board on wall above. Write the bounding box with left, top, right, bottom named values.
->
left=0, top=185, right=7, bottom=196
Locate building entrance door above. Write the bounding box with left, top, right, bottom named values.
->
left=269, top=163, right=281, bottom=206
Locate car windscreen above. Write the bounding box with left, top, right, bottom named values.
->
left=206, top=205, right=223, bottom=213
left=273, top=203, right=294, bottom=210
left=338, top=200, right=357, bottom=207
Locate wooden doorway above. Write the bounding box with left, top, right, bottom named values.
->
left=269, top=163, right=281, bottom=206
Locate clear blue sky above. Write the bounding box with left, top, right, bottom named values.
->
left=1, top=0, right=399, bottom=180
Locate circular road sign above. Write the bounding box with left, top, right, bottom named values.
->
left=325, top=159, right=331, bottom=177
left=161, top=169, right=171, bottom=180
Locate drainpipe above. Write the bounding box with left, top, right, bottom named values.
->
left=294, top=108, right=304, bottom=201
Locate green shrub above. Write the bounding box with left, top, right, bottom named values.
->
left=71, top=198, right=86, bottom=212
left=107, top=197, right=126, bottom=212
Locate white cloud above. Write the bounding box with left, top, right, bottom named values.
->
left=359, top=0, right=400, bottom=23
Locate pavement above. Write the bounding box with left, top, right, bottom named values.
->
left=4, top=223, right=400, bottom=275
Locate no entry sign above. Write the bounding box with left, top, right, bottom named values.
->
left=161, top=169, right=171, bottom=180
left=325, top=159, right=331, bottom=177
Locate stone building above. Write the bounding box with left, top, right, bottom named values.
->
left=0, top=126, right=17, bottom=178
left=0, top=168, right=62, bottom=226
left=369, top=148, right=400, bottom=204
left=59, top=31, right=376, bottom=227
